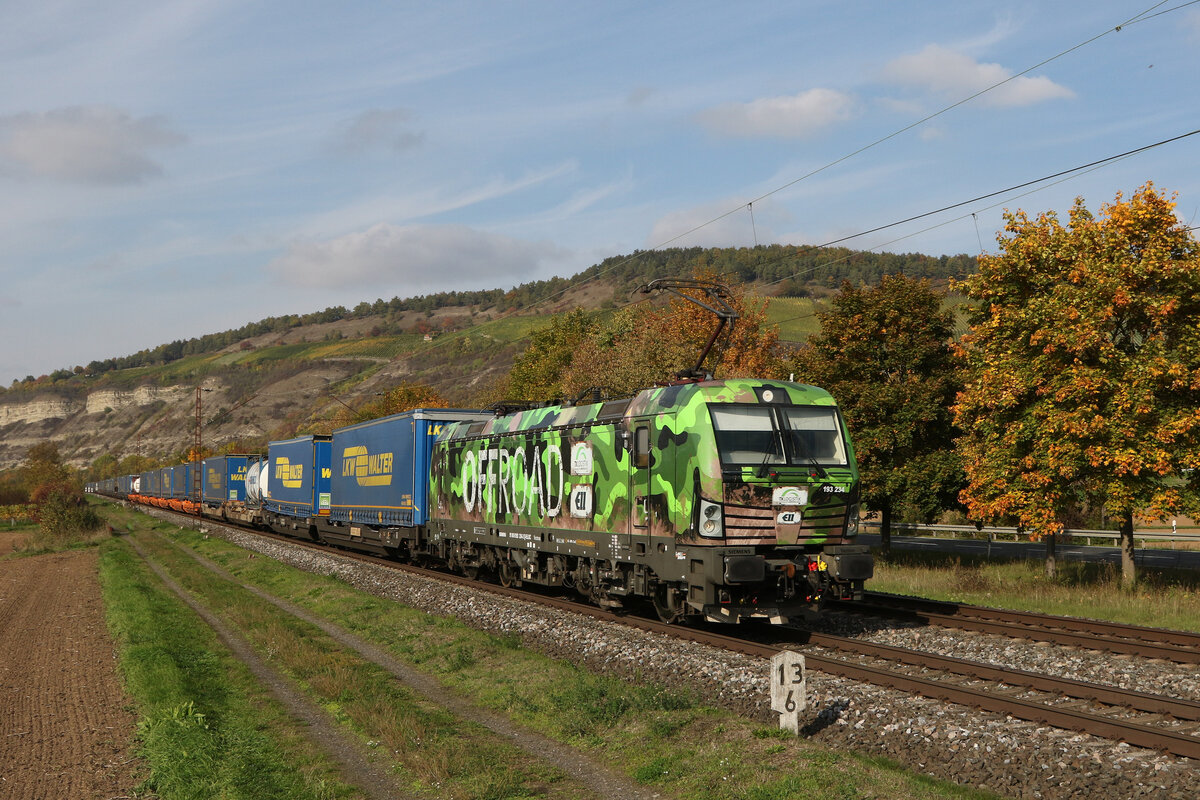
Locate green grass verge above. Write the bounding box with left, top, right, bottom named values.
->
left=97, top=526, right=360, bottom=800
left=106, top=505, right=991, bottom=800
left=134, top=530, right=577, bottom=800
left=870, top=549, right=1200, bottom=632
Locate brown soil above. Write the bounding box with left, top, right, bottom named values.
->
left=0, top=550, right=139, bottom=799
left=0, top=529, right=28, bottom=556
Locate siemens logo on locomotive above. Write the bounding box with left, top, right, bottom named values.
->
left=342, top=446, right=394, bottom=487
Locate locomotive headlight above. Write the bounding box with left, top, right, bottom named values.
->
left=699, top=500, right=723, bottom=537
left=846, top=503, right=861, bottom=536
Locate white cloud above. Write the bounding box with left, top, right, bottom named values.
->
left=0, top=106, right=184, bottom=184
left=697, top=88, right=857, bottom=138
left=267, top=223, right=569, bottom=290
left=884, top=45, right=1073, bottom=107
left=1187, top=9, right=1200, bottom=42
left=327, top=108, right=424, bottom=155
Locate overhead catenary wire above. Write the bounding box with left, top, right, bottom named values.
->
left=303, top=0, right=1200, bottom=381
left=503, top=0, right=1191, bottom=320
left=752, top=135, right=1184, bottom=299
left=402, top=124, right=1198, bottom=369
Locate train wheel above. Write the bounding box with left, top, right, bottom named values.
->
left=652, top=583, right=685, bottom=624
left=498, top=561, right=517, bottom=588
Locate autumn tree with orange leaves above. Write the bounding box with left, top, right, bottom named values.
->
left=954, top=184, right=1200, bottom=586
left=505, top=273, right=783, bottom=403
left=557, top=274, right=784, bottom=399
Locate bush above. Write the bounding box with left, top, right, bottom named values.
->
left=31, top=482, right=102, bottom=544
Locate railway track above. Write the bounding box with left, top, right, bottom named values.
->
left=151, top=506, right=1200, bottom=761
left=830, top=592, right=1200, bottom=665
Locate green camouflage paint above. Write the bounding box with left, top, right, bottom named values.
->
left=431, top=379, right=860, bottom=547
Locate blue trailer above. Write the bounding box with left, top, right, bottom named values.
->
left=169, top=464, right=192, bottom=499
left=202, top=455, right=252, bottom=505
left=330, top=409, right=490, bottom=527
left=264, top=435, right=332, bottom=522
left=157, top=466, right=173, bottom=499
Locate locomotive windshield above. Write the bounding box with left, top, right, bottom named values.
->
left=709, top=404, right=847, bottom=467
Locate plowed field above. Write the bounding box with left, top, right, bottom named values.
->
left=0, top=550, right=138, bottom=799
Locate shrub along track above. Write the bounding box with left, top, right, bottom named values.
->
left=0, top=550, right=139, bottom=798
left=129, top=528, right=666, bottom=800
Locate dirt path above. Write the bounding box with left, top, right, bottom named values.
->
left=0, top=550, right=139, bottom=799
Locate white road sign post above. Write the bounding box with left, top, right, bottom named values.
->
left=770, top=650, right=806, bottom=733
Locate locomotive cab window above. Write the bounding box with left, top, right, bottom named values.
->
left=633, top=425, right=651, bottom=468
left=709, top=404, right=847, bottom=467
left=709, top=407, right=784, bottom=465
left=781, top=406, right=847, bottom=465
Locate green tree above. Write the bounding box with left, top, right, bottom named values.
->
left=20, top=442, right=101, bottom=544
left=954, top=184, right=1200, bottom=586
left=21, top=442, right=70, bottom=494
left=791, top=275, right=963, bottom=551
left=506, top=308, right=600, bottom=401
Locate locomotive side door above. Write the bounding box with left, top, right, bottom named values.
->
left=631, top=420, right=652, bottom=530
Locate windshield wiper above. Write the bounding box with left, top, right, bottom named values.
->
left=784, top=426, right=827, bottom=479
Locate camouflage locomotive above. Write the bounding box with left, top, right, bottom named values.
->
left=429, top=378, right=872, bottom=624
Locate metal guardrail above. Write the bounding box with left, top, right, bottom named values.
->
left=861, top=521, right=1200, bottom=548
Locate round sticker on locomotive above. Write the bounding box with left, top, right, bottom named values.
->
left=570, top=442, right=594, bottom=476
left=777, top=510, right=802, bottom=525
left=772, top=486, right=808, bottom=506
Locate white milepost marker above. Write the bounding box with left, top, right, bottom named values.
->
left=770, top=650, right=806, bottom=733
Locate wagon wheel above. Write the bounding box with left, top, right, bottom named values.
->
left=498, top=561, right=517, bottom=588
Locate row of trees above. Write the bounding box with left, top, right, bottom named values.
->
left=807, top=185, right=1199, bottom=586
left=5, top=243, right=975, bottom=395
left=10, top=443, right=103, bottom=543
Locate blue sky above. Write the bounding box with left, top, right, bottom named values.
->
left=2, top=1, right=1198, bottom=386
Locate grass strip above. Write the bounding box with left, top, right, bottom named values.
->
left=135, top=528, right=586, bottom=800
left=98, top=530, right=360, bottom=800
left=126, top=535, right=411, bottom=800
left=152, top=531, right=662, bottom=800
left=870, top=550, right=1200, bottom=632
left=109, top=505, right=993, bottom=800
